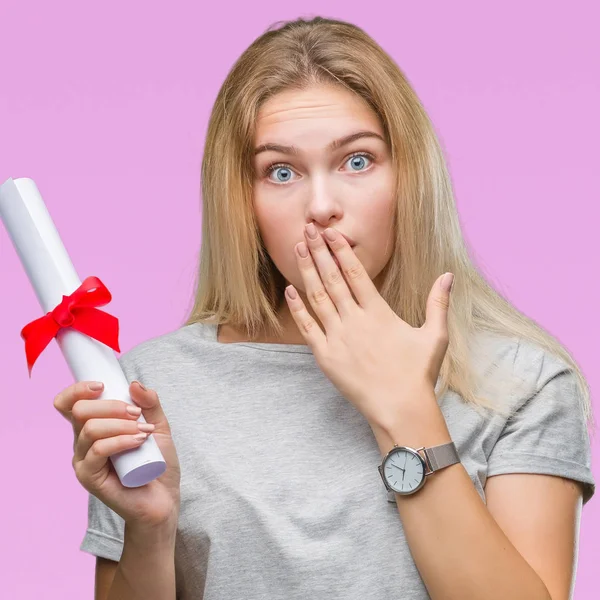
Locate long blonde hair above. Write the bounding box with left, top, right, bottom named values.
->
left=184, top=16, right=595, bottom=434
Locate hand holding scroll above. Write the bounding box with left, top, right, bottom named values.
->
left=54, top=379, right=181, bottom=529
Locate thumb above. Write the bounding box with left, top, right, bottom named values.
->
left=129, top=380, right=172, bottom=435
left=425, top=272, right=454, bottom=334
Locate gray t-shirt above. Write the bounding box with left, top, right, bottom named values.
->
left=80, top=321, right=596, bottom=599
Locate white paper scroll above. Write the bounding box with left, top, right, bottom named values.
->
left=0, top=177, right=166, bottom=487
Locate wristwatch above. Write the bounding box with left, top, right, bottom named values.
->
left=378, top=441, right=460, bottom=498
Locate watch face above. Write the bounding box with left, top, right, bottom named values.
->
left=383, top=447, right=426, bottom=495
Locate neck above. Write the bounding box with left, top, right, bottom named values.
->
left=217, top=289, right=310, bottom=345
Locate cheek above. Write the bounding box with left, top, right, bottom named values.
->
left=255, top=205, right=285, bottom=249
left=367, top=196, right=395, bottom=252
left=254, top=201, right=301, bottom=271
left=260, top=227, right=306, bottom=289
left=257, top=218, right=297, bottom=269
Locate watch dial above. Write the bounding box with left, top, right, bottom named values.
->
left=384, top=449, right=425, bottom=493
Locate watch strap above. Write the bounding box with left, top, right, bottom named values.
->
left=423, top=441, right=460, bottom=473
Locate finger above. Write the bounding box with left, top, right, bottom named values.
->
left=295, top=238, right=340, bottom=332
left=73, top=417, right=149, bottom=463
left=128, top=381, right=173, bottom=436
left=54, top=381, right=106, bottom=422
left=284, top=285, right=327, bottom=355
left=71, top=399, right=142, bottom=438
left=301, top=226, right=356, bottom=318
left=424, top=272, right=453, bottom=336
left=73, top=431, right=149, bottom=484
left=321, top=227, right=381, bottom=310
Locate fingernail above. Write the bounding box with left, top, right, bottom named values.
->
left=323, top=228, right=337, bottom=241
left=137, top=422, right=155, bottom=432
left=133, top=380, right=147, bottom=391
left=88, top=382, right=104, bottom=391
left=440, top=273, right=455, bottom=292
left=126, top=405, right=142, bottom=416
left=305, top=223, right=319, bottom=239
left=297, top=242, right=309, bottom=258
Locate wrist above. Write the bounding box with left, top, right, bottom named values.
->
left=368, top=383, right=438, bottom=432
left=117, top=516, right=178, bottom=599
left=369, top=391, right=452, bottom=457
left=125, top=514, right=179, bottom=548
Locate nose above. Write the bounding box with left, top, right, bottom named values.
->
left=305, top=182, right=344, bottom=228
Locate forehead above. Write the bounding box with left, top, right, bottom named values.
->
left=255, top=84, right=382, bottom=141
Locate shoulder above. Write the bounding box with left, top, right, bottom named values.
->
left=468, top=330, right=580, bottom=414
left=478, top=334, right=595, bottom=505
left=470, top=329, right=567, bottom=376
left=512, top=337, right=573, bottom=387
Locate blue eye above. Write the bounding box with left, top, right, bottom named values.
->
left=347, top=153, right=370, bottom=171
left=263, top=152, right=374, bottom=185
left=267, top=165, right=294, bottom=184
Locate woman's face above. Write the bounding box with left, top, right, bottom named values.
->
left=252, top=83, right=396, bottom=298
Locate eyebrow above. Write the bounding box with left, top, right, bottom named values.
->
left=253, top=130, right=386, bottom=157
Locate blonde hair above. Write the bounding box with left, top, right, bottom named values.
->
left=184, top=16, right=595, bottom=434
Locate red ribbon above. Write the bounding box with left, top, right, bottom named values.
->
left=21, top=276, right=121, bottom=377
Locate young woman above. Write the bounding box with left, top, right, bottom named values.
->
left=57, top=15, right=595, bottom=600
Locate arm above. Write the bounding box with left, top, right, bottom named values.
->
left=95, top=558, right=118, bottom=599
left=484, top=472, right=584, bottom=600
left=370, top=388, right=554, bottom=600
left=107, top=519, right=177, bottom=600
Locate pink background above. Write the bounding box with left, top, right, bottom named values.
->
left=1, top=1, right=597, bottom=597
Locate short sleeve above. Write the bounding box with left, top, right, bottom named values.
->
left=486, top=367, right=596, bottom=506
left=79, top=350, right=138, bottom=560
left=79, top=494, right=125, bottom=561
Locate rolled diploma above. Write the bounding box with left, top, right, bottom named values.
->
left=0, top=177, right=166, bottom=488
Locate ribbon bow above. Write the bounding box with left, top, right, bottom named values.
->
left=21, top=276, right=121, bottom=377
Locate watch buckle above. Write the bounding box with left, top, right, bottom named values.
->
left=415, top=446, right=434, bottom=476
